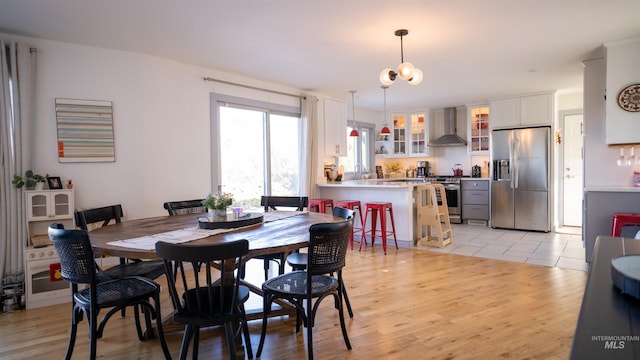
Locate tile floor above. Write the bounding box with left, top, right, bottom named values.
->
left=417, top=223, right=589, bottom=272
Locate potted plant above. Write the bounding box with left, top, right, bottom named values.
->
left=202, top=192, right=233, bottom=222
left=12, top=170, right=49, bottom=190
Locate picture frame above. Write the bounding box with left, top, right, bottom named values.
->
left=55, top=98, right=115, bottom=163
left=47, top=176, right=63, bottom=190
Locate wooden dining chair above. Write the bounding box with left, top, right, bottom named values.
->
left=156, top=239, right=253, bottom=360
left=75, top=204, right=166, bottom=339
left=163, top=199, right=206, bottom=216
left=48, top=224, right=171, bottom=360
left=256, top=221, right=352, bottom=360
left=247, top=196, right=309, bottom=281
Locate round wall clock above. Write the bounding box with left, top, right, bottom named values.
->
left=617, top=83, right=640, bottom=112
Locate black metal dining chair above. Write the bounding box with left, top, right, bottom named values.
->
left=256, top=221, right=352, bottom=360
left=74, top=205, right=166, bottom=281
left=75, top=204, right=166, bottom=338
left=163, top=199, right=207, bottom=216
left=48, top=224, right=171, bottom=360
left=286, top=206, right=355, bottom=317
left=155, top=240, right=253, bottom=360
left=247, top=196, right=309, bottom=281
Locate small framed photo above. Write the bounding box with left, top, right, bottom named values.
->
left=47, top=176, right=63, bottom=190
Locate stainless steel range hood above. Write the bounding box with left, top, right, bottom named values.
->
left=428, top=107, right=467, bottom=147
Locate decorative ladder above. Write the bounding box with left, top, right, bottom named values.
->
left=415, top=183, right=453, bottom=248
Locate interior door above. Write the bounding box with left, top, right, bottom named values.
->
left=562, top=113, right=584, bottom=227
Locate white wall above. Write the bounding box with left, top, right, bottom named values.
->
left=584, top=38, right=640, bottom=188
left=3, top=33, right=310, bottom=220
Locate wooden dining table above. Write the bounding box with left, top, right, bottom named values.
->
left=88, top=210, right=343, bottom=319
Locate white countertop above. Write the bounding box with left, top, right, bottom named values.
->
left=585, top=185, right=640, bottom=192
left=316, top=179, right=425, bottom=188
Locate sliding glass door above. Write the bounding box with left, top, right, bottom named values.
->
left=215, top=97, right=302, bottom=211
left=219, top=106, right=265, bottom=210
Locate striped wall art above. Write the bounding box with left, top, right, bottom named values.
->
left=55, top=98, right=115, bottom=163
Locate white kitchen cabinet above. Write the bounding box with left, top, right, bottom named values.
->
left=387, top=111, right=429, bottom=157
left=490, top=92, right=554, bottom=129
left=467, top=104, right=490, bottom=154
left=604, top=38, right=640, bottom=145
left=324, top=97, right=347, bottom=156
left=26, top=189, right=75, bottom=246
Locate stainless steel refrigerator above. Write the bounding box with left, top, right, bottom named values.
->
left=490, top=126, right=550, bottom=232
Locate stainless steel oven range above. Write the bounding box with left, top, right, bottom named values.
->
left=425, top=176, right=463, bottom=224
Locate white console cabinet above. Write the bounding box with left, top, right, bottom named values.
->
left=23, top=189, right=75, bottom=309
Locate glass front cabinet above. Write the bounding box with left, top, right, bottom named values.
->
left=25, top=189, right=75, bottom=246
left=377, top=111, right=429, bottom=157
left=467, top=105, right=490, bottom=154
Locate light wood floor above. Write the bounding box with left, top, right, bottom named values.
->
left=0, top=246, right=587, bottom=359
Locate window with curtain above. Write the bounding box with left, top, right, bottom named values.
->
left=211, top=94, right=303, bottom=211
left=339, top=122, right=375, bottom=175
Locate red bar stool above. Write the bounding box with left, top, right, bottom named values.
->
left=308, top=199, right=334, bottom=213
left=611, top=212, right=640, bottom=237
left=334, top=200, right=364, bottom=249
left=359, top=202, right=398, bottom=254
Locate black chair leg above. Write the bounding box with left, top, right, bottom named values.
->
left=240, top=306, right=253, bottom=359
left=179, top=324, right=193, bottom=360
left=256, top=295, right=271, bottom=357
left=193, top=327, right=200, bottom=360
left=133, top=305, right=145, bottom=341
left=142, top=305, right=155, bottom=340
left=150, top=296, right=172, bottom=360
left=224, top=322, right=237, bottom=359
left=337, top=284, right=352, bottom=351
left=306, top=296, right=314, bottom=360
left=263, top=259, right=270, bottom=281
left=341, top=280, right=354, bottom=318
left=64, top=317, right=78, bottom=360
left=89, top=309, right=98, bottom=360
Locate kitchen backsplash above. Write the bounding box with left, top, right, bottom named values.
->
left=375, top=147, right=490, bottom=177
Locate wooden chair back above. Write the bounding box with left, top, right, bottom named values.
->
left=260, top=196, right=308, bottom=211
left=163, top=199, right=206, bottom=216
left=75, top=204, right=123, bottom=231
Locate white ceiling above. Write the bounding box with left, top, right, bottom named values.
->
left=1, top=0, right=639, bottom=111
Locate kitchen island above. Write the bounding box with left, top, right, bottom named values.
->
left=583, top=186, right=640, bottom=262
left=317, top=179, right=426, bottom=248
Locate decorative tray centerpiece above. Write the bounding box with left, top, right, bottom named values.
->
left=611, top=255, right=640, bottom=300
left=197, top=212, right=263, bottom=230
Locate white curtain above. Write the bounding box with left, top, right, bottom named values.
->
left=0, top=41, right=36, bottom=281
left=300, top=95, right=318, bottom=198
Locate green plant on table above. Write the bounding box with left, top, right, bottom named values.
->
left=202, top=192, right=234, bottom=210
left=11, top=170, right=49, bottom=189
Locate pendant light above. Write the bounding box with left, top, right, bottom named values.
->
left=380, top=85, right=391, bottom=135
left=349, top=90, right=359, bottom=137
left=380, top=29, right=423, bottom=86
